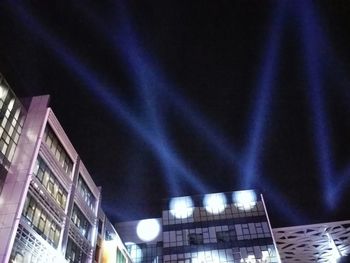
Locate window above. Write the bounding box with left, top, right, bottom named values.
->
left=56, top=188, right=67, bottom=208
left=0, top=76, right=26, bottom=169
left=65, top=238, right=87, bottom=263
left=24, top=197, right=35, bottom=222
left=117, top=248, right=127, bottom=263
left=98, top=219, right=103, bottom=234
left=188, top=233, right=203, bottom=245
left=44, top=220, right=51, bottom=237
left=47, top=178, right=54, bottom=194
left=38, top=213, right=46, bottom=232
left=33, top=156, right=68, bottom=209
left=77, top=175, right=96, bottom=212
left=22, top=195, right=61, bottom=248
left=43, top=125, right=73, bottom=175
left=216, top=229, right=237, bottom=242
left=71, top=205, right=91, bottom=239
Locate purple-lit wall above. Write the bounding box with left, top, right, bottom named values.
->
left=0, top=95, right=49, bottom=262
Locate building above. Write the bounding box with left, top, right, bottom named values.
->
left=116, top=219, right=163, bottom=263
left=117, top=190, right=281, bottom=263
left=117, top=189, right=350, bottom=263
left=2, top=72, right=349, bottom=263
left=0, top=73, right=130, bottom=263
left=95, top=208, right=132, bottom=263
left=273, top=220, right=350, bottom=262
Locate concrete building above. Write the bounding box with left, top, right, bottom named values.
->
left=0, top=73, right=130, bottom=263
left=117, top=190, right=281, bottom=263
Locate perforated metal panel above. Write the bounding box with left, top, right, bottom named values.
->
left=273, top=221, right=350, bottom=262
left=10, top=222, right=68, bottom=263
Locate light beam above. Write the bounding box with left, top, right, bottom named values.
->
left=9, top=1, right=209, bottom=195
left=242, top=0, right=287, bottom=189
left=296, top=0, right=336, bottom=209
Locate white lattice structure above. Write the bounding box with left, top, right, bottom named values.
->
left=273, top=220, right=350, bottom=262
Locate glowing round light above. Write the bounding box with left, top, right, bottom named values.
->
left=203, top=193, right=227, bottom=214
left=125, top=242, right=143, bottom=263
left=136, top=219, right=160, bottom=242
left=233, top=190, right=257, bottom=210
left=169, top=196, right=194, bottom=219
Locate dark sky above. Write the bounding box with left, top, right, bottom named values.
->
left=0, top=0, right=350, bottom=227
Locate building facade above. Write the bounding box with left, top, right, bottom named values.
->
left=117, top=219, right=163, bottom=263
left=117, top=189, right=350, bottom=263
left=0, top=73, right=130, bottom=263
left=96, top=209, right=132, bottom=263
left=117, top=190, right=281, bottom=263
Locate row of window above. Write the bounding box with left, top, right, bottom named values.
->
left=22, top=195, right=61, bottom=248
left=0, top=79, right=25, bottom=168
left=43, top=125, right=73, bottom=175
left=33, top=156, right=68, bottom=209
left=41, top=128, right=97, bottom=213
left=71, top=204, right=91, bottom=239
left=77, top=175, right=96, bottom=211
left=163, top=245, right=278, bottom=263
left=126, top=243, right=163, bottom=263
left=164, top=223, right=272, bottom=248
left=163, top=202, right=266, bottom=225
left=0, top=126, right=19, bottom=161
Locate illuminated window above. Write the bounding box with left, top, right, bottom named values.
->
left=125, top=242, right=143, bottom=263
left=38, top=213, right=46, bottom=232
left=22, top=195, right=61, bottom=247
left=33, top=156, right=68, bottom=209
left=0, top=76, right=25, bottom=171
left=44, top=219, right=51, bottom=237
left=43, top=125, right=73, bottom=175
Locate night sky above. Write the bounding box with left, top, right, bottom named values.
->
left=0, top=1, right=350, bottom=227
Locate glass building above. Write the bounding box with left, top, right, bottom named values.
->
left=117, top=219, right=163, bottom=263
left=117, top=190, right=281, bottom=263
